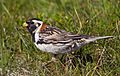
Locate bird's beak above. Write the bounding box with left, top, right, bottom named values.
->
left=23, top=22, right=28, bottom=27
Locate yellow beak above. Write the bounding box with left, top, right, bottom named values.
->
left=23, top=22, right=28, bottom=27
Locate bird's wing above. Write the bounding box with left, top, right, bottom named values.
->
left=37, top=26, right=113, bottom=44
left=38, top=26, right=73, bottom=44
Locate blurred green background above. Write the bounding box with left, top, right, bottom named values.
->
left=0, top=0, right=120, bottom=76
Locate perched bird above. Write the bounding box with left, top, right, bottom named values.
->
left=23, top=18, right=113, bottom=61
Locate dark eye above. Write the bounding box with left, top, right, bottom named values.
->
left=31, top=22, right=34, bottom=24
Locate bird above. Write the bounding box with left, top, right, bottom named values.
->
left=23, top=18, right=113, bottom=63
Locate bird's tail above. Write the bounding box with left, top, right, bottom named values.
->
left=85, top=36, right=113, bottom=43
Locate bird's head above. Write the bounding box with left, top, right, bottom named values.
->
left=23, top=18, right=47, bottom=34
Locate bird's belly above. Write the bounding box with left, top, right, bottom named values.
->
left=34, top=43, right=79, bottom=54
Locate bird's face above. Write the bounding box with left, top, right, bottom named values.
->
left=23, top=18, right=47, bottom=34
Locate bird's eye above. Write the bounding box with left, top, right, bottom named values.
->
left=31, top=22, right=34, bottom=24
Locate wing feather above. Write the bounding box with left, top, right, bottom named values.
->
left=37, top=26, right=112, bottom=44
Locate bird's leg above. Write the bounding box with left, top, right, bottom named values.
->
left=42, top=54, right=58, bottom=66
left=51, top=54, right=57, bottom=61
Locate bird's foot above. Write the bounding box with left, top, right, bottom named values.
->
left=42, top=57, right=57, bottom=67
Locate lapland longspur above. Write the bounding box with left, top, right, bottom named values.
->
left=23, top=18, right=113, bottom=54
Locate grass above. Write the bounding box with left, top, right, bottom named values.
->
left=0, top=0, right=120, bottom=76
